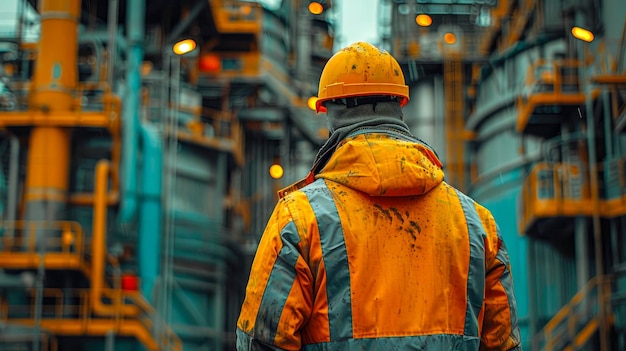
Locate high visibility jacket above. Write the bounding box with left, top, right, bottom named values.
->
left=237, top=130, right=521, bottom=351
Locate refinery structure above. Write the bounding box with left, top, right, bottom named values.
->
left=0, top=0, right=624, bottom=350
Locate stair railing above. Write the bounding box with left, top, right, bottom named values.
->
left=532, top=275, right=611, bottom=351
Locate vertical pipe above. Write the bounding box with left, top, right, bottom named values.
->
left=214, top=262, right=225, bottom=350
left=89, top=160, right=135, bottom=316
left=30, top=0, right=79, bottom=111
left=622, top=217, right=626, bottom=264
left=216, top=153, right=227, bottom=224
left=159, top=53, right=180, bottom=346
left=620, top=28, right=626, bottom=74
left=166, top=53, right=181, bottom=327
left=283, top=118, right=291, bottom=184
left=575, top=217, right=589, bottom=290
left=105, top=330, right=115, bottom=351
left=15, top=0, right=23, bottom=44
left=156, top=52, right=172, bottom=345
left=602, top=88, right=613, bottom=158
left=24, top=0, right=80, bottom=231
left=91, top=160, right=108, bottom=311
left=33, top=236, right=45, bottom=351
left=578, top=38, right=607, bottom=351
left=107, top=0, right=119, bottom=88
left=295, top=2, right=311, bottom=84
left=215, top=152, right=228, bottom=349
left=24, top=127, right=71, bottom=242
left=255, top=140, right=262, bottom=232
left=433, top=76, right=445, bottom=156
left=119, top=0, right=146, bottom=223
left=527, top=238, right=538, bottom=350
left=6, top=134, right=19, bottom=239
left=611, top=219, right=619, bottom=268
left=138, top=124, right=163, bottom=302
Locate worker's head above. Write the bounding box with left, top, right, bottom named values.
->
left=315, top=41, right=409, bottom=114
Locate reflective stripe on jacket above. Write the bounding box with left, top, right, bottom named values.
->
left=237, top=131, right=521, bottom=351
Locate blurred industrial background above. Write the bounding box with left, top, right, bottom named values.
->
left=0, top=0, right=623, bottom=350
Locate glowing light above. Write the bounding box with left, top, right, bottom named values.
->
left=141, top=61, right=153, bottom=76
left=199, top=55, right=221, bottom=72
left=269, top=164, right=284, bottom=179
left=240, top=5, right=252, bottom=16
left=307, top=96, right=318, bottom=111
left=121, top=274, right=139, bottom=291
left=308, top=2, right=324, bottom=15
left=571, top=26, right=594, bottom=42
left=415, top=14, right=432, bottom=27
left=172, top=39, right=197, bottom=55
left=443, top=32, right=457, bottom=45
left=540, top=70, right=555, bottom=83
left=62, top=230, right=74, bottom=247
left=3, top=63, right=15, bottom=76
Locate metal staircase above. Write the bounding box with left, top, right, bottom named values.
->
left=531, top=276, right=610, bottom=351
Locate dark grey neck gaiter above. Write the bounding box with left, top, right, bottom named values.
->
left=311, top=101, right=413, bottom=173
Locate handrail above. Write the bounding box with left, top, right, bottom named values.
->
left=89, top=160, right=181, bottom=350
left=125, top=292, right=183, bottom=351
left=604, top=157, right=626, bottom=198
left=0, top=80, right=122, bottom=208
left=4, top=80, right=121, bottom=115
left=210, top=0, right=262, bottom=34
left=90, top=160, right=138, bottom=317
left=520, top=58, right=582, bottom=97
left=201, top=107, right=234, bottom=139
left=515, top=58, right=598, bottom=134
left=532, top=275, right=611, bottom=351
left=0, top=220, right=182, bottom=350
left=0, top=287, right=181, bottom=351
left=0, top=220, right=85, bottom=264
left=519, top=161, right=592, bottom=233
left=167, top=105, right=244, bottom=165
left=520, top=156, right=626, bottom=231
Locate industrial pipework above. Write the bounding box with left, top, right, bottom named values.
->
left=23, top=0, right=80, bottom=231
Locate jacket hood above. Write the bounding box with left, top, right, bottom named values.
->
left=316, top=132, right=444, bottom=196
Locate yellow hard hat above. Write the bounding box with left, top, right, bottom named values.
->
left=316, top=42, right=409, bottom=113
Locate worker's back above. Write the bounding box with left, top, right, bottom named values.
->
left=236, top=130, right=521, bottom=350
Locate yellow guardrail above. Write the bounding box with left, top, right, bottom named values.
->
left=0, top=287, right=181, bottom=351
left=519, top=162, right=593, bottom=233
left=210, top=0, right=262, bottom=34
left=516, top=59, right=601, bottom=134
left=0, top=161, right=181, bottom=350
left=532, top=276, right=611, bottom=351
left=0, top=220, right=86, bottom=270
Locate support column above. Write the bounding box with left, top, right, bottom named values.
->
left=24, top=0, right=80, bottom=238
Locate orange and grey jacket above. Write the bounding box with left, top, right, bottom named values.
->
left=237, top=129, right=521, bottom=350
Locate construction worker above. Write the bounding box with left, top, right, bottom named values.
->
left=236, top=41, right=521, bottom=351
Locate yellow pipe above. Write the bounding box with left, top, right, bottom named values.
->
left=24, top=127, right=70, bottom=201
left=69, top=192, right=119, bottom=206
left=24, top=0, right=80, bottom=221
left=91, top=160, right=138, bottom=316
left=69, top=156, right=120, bottom=206
left=30, top=0, right=80, bottom=111
left=11, top=319, right=159, bottom=350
